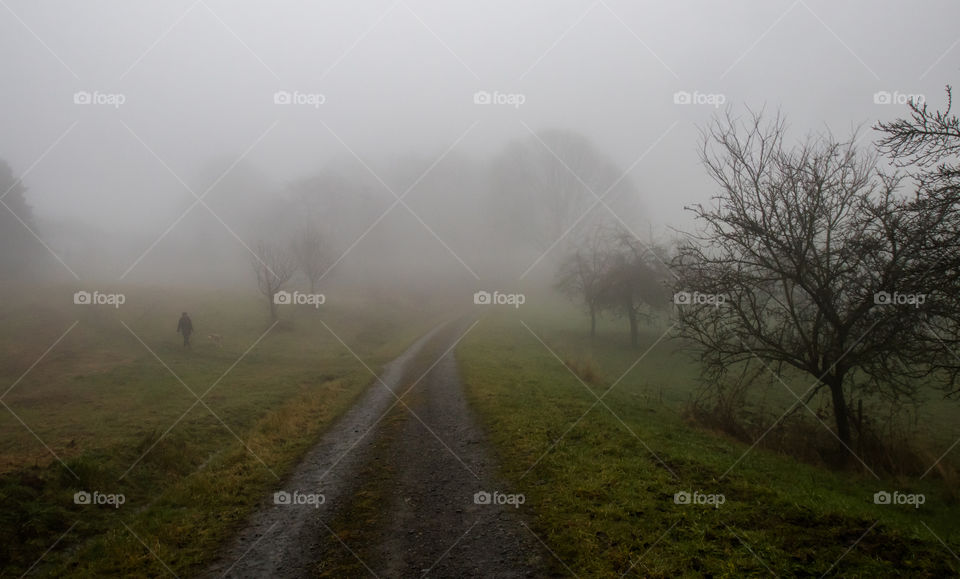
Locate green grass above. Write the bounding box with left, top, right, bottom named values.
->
left=0, top=283, right=440, bottom=577
left=458, top=300, right=960, bottom=577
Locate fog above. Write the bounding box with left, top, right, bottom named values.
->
left=7, top=4, right=960, bottom=575
left=2, top=0, right=958, bottom=292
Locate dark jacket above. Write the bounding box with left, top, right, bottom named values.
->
left=177, top=315, right=193, bottom=334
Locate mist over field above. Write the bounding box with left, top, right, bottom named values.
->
left=3, top=1, right=960, bottom=577
left=4, top=1, right=953, bottom=289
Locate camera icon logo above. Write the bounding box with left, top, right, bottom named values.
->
left=273, top=90, right=292, bottom=105
left=673, top=491, right=691, bottom=504
left=74, top=291, right=92, bottom=305
left=873, top=291, right=891, bottom=305
left=273, top=491, right=292, bottom=505
left=473, top=291, right=492, bottom=305
left=474, top=490, right=492, bottom=505
left=74, top=490, right=91, bottom=504
left=673, top=91, right=692, bottom=105
left=873, top=490, right=891, bottom=505
left=873, top=91, right=892, bottom=105
left=673, top=291, right=691, bottom=305
left=273, top=290, right=292, bottom=305
left=473, top=90, right=491, bottom=105
left=73, top=91, right=91, bottom=105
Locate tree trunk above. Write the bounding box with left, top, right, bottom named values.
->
left=826, top=373, right=851, bottom=447
left=628, top=308, right=638, bottom=347
left=590, top=305, right=597, bottom=339
left=269, top=294, right=278, bottom=321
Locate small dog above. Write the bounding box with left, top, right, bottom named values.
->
left=207, top=333, right=223, bottom=348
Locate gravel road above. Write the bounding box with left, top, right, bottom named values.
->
left=206, top=320, right=551, bottom=578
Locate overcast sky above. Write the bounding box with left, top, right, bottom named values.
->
left=2, top=0, right=958, bottom=237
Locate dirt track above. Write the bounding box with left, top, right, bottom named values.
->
left=207, top=320, right=550, bottom=578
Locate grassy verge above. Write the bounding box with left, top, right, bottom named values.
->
left=458, top=305, right=960, bottom=577
left=0, top=284, right=441, bottom=576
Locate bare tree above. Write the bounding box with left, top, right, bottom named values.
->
left=291, top=225, right=329, bottom=293
left=488, top=129, right=640, bottom=254
left=251, top=240, right=296, bottom=321
left=555, top=225, right=612, bottom=339
left=598, top=227, right=670, bottom=347
left=876, top=85, right=960, bottom=189
left=672, top=109, right=934, bottom=452
left=876, top=86, right=960, bottom=393
left=556, top=222, right=670, bottom=344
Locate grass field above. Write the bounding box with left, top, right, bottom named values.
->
left=5, top=282, right=960, bottom=577
left=0, top=282, right=440, bottom=576
left=458, top=299, right=960, bottom=577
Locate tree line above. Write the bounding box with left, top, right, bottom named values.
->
left=555, top=87, right=960, bottom=454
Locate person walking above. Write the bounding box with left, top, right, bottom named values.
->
left=177, top=311, right=194, bottom=348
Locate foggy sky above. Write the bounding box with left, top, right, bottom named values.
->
left=2, top=0, right=958, bottom=280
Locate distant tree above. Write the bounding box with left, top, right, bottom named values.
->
left=251, top=240, right=296, bottom=321
left=555, top=225, right=612, bottom=339
left=488, top=129, right=640, bottom=254
left=672, top=110, right=937, bottom=452
left=0, top=159, right=43, bottom=277
left=556, top=220, right=670, bottom=345
left=291, top=225, right=330, bottom=293
left=287, top=165, right=384, bottom=251
left=598, top=227, right=670, bottom=347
